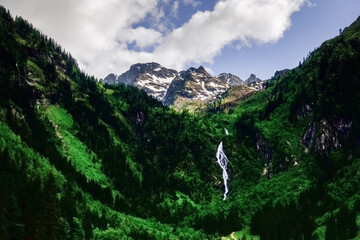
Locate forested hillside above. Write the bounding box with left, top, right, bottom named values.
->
left=0, top=6, right=359, bottom=239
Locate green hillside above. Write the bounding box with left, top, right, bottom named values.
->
left=0, top=6, right=359, bottom=239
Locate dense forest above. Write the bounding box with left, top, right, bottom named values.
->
left=0, top=6, right=359, bottom=239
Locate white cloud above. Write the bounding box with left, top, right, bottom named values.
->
left=0, top=0, right=310, bottom=78
left=183, top=0, right=201, bottom=8
left=305, top=0, right=316, bottom=7
left=153, top=0, right=307, bottom=71
left=0, top=0, right=160, bottom=76
left=117, top=27, right=163, bottom=50
left=171, top=1, right=180, bottom=18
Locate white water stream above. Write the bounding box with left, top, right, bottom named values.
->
left=216, top=141, right=229, bottom=200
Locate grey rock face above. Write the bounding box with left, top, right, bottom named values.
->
left=217, top=73, right=245, bottom=86
left=245, top=74, right=262, bottom=85
left=103, top=63, right=266, bottom=109
left=163, top=66, right=229, bottom=106
left=303, top=118, right=352, bottom=155
left=103, top=63, right=178, bottom=102
left=103, top=73, right=118, bottom=85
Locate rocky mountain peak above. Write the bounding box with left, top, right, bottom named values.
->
left=103, top=73, right=118, bottom=85
left=102, top=62, right=178, bottom=102
left=185, top=66, right=212, bottom=78
left=121, top=62, right=178, bottom=84
left=102, top=63, right=264, bottom=111
left=196, top=66, right=209, bottom=75
left=129, top=62, right=163, bottom=74
left=164, top=66, right=230, bottom=109
left=217, top=73, right=245, bottom=86
left=245, top=73, right=261, bottom=85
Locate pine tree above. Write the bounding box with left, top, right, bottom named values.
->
left=44, top=171, right=60, bottom=240
left=71, top=217, right=85, bottom=240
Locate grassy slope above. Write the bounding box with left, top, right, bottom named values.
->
left=0, top=120, right=209, bottom=239
left=45, top=105, right=110, bottom=187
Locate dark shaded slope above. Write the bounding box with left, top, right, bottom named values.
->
left=229, top=15, right=360, bottom=240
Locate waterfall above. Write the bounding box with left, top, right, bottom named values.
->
left=216, top=141, right=229, bottom=200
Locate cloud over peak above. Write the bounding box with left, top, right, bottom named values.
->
left=153, top=0, right=307, bottom=70
left=1, top=0, right=309, bottom=78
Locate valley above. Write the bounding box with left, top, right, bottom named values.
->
left=0, top=5, right=359, bottom=240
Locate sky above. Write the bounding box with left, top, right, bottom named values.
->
left=0, top=0, right=359, bottom=80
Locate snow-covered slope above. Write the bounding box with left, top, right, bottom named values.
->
left=103, top=63, right=265, bottom=111
left=163, top=66, right=229, bottom=109
left=103, top=63, right=178, bottom=102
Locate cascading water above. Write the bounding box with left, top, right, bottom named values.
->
left=216, top=141, right=229, bottom=200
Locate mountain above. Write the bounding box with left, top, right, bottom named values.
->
left=104, top=64, right=249, bottom=111
left=102, top=73, right=118, bottom=85
left=103, top=62, right=178, bottom=102
left=163, top=66, right=230, bottom=110
left=1, top=5, right=360, bottom=240
left=245, top=73, right=261, bottom=85
left=235, top=16, right=360, bottom=239
left=217, top=72, right=245, bottom=86
left=208, top=85, right=260, bottom=113
left=206, top=73, right=266, bottom=113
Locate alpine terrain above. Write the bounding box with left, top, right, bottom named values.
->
left=103, top=64, right=264, bottom=112
left=0, top=5, right=360, bottom=240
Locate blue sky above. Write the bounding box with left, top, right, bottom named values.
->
left=210, top=0, right=360, bottom=79
left=0, top=0, right=359, bottom=80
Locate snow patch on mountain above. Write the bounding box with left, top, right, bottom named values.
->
left=102, top=62, right=265, bottom=111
